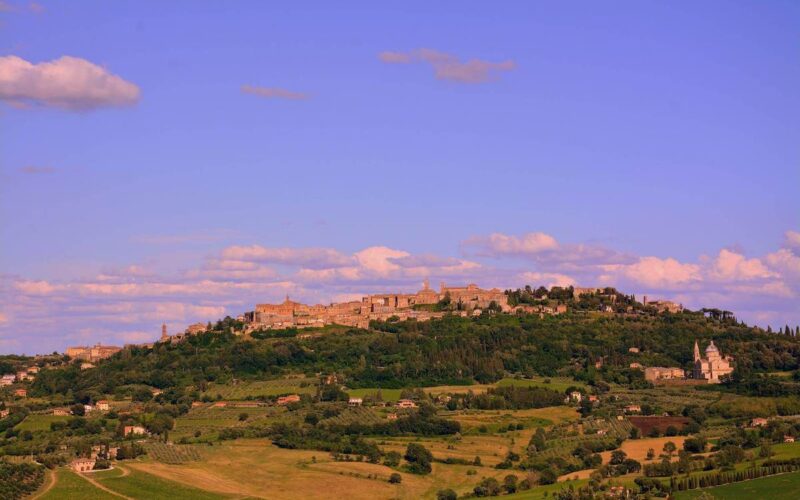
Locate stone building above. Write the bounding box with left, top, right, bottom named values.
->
left=644, top=367, right=685, bottom=382
left=65, top=343, right=121, bottom=362
left=693, top=340, right=734, bottom=383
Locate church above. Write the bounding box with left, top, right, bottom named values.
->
left=693, top=340, right=734, bottom=383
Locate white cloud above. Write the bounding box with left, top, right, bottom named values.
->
left=379, top=48, right=515, bottom=83
left=222, top=245, right=353, bottom=269
left=706, top=249, right=776, bottom=281
left=241, top=84, right=309, bottom=100
left=601, top=257, right=702, bottom=289
left=0, top=55, right=140, bottom=110
left=519, top=272, right=576, bottom=288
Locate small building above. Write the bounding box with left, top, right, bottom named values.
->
left=750, top=417, right=769, bottom=427
left=644, top=366, right=685, bottom=382
left=568, top=391, right=583, bottom=403
left=84, top=404, right=95, bottom=413
left=588, top=395, right=599, bottom=403
left=0, top=409, right=9, bottom=418
left=348, top=397, right=363, bottom=407
left=80, top=362, right=95, bottom=370
left=276, top=394, right=301, bottom=406
left=629, top=362, right=643, bottom=369
left=628, top=347, right=640, bottom=354
left=123, top=425, right=148, bottom=437
left=14, top=388, right=27, bottom=398
left=53, top=408, right=70, bottom=416
left=596, top=429, right=607, bottom=436
left=0, top=374, right=15, bottom=386
left=387, top=413, right=398, bottom=421
left=784, top=435, right=796, bottom=443
left=107, top=446, right=119, bottom=459
left=624, top=404, right=641, bottom=414
left=96, top=400, right=110, bottom=411
left=396, top=399, right=417, bottom=409
left=27, top=366, right=40, bottom=374
left=70, top=458, right=96, bottom=472
left=16, top=371, right=30, bottom=382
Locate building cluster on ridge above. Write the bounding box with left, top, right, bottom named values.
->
left=242, top=281, right=514, bottom=331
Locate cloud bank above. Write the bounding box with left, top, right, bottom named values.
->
left=1, top=230, right=798, bottom=354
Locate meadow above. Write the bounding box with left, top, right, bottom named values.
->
left=675, top=471, right=800, bottom=499
left=14, top=414, right=71, bottom=432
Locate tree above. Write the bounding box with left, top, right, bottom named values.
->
left=384, top=451, right=401, bottom=467
left=404, top=443, right=433, bottom=474
left=646, top=448, right=655, bottom=460
left=70, top=404, right=85, bottom=416
left=662, top=441, right=677, bottom=458
left=610, top=450, right=627, bottom=465
left=388, top=473, right=402, bottom=484
left=503, top=474, right=519, bottom=493
left=474, top=477, right=501, bottom=497
left=437, top=489, right=457, bottom=500
left=238, top=412, right=248, bottom=422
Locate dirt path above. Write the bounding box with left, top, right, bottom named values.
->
left=30, top=468, right=56, bottom=499
left=77, top=470, right=133, bottom=500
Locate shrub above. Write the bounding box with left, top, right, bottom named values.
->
left=389, top=472, right=402, bottom=484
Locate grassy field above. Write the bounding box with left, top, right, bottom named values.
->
left=97, top=468, right=230, bottom=499
left=505, top=479, right=590, bottom=499
left=423, top=377, right=582, bottom=397
left=675, top=471, right=800, bottom=499
left=15, top=414, right=71, bottom=432
left=38, top=469, right=117, bottom=500
left=123, top=438, right=548, bottom=499
left=202, top=378, right=317, bottom=399
left=347, top=387, right=404, bottom=401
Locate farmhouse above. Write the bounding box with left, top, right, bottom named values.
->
left=396, top=399, right=417, bottom=409
left=644, top=367, right=685, bottom=382
left=624, top=405, right=641, bottom=413
left=751, top=417, right=769, bottom=427
left=348, top=397, right=363, bottom=406
left=0, top=409, right=9, bottom=418
left=14, top=388, right=27, bottom=397
left=70, top=458, right=96, bottom=472
left=53, top=408, right=70, bottom=416
left=123, top=425, right=148, bottom=436
left=387, top=413, right=398, bottom=421
left=784, top=435, right=795, bottom=443
left=96, top=400, right=110, bottom=411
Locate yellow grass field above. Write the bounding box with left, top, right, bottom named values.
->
left=126, top=438, right=532, bottom=499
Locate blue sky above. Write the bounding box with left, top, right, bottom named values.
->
left=1, top=1, right=799, bottom=353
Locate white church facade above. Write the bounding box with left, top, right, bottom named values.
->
left=693, top=340, right=734, bottom=383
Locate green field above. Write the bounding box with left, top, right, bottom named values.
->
left=505, top=479, right=590, bottom=499
left=96, top=468, right=230, bottom=499
left=675, top=471, right=800, bottom=499
left=202, top=378, right=316, bottom=399
left=15, top=414, right=71, bottom=432
left=496, top=377, right=585, bottom=392
left=347, top=387, right=403, bottom=401
left=39, top=469, right=117, bottom=500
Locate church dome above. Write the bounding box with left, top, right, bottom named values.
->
left=705, top=341, right=719, bottom=353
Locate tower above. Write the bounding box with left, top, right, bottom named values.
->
left=693, top=340, right=701, bottom=362
left=161, top=323, right=168, bottom=341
